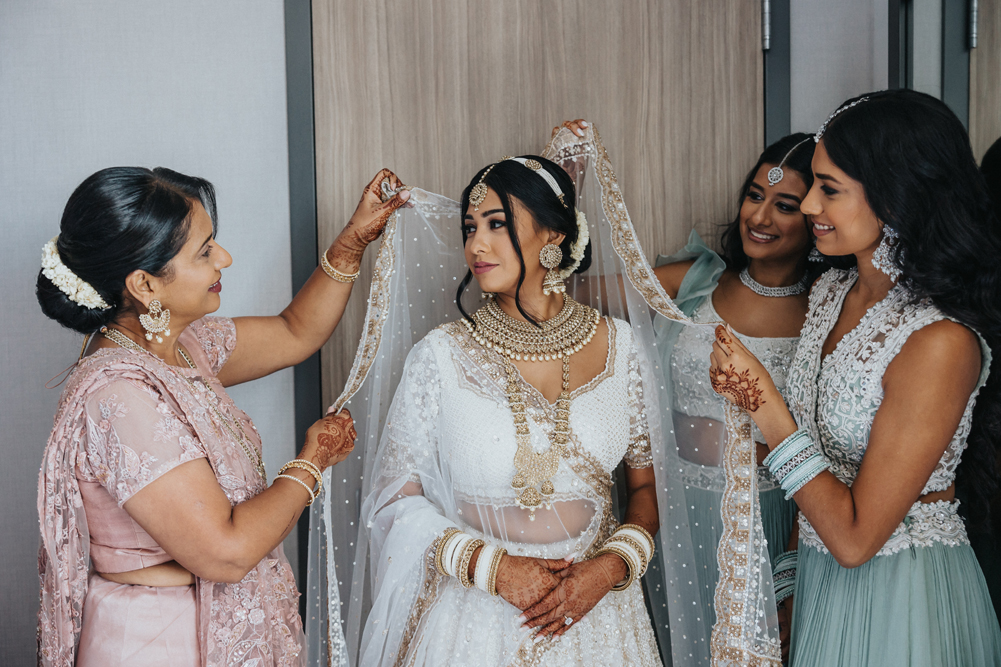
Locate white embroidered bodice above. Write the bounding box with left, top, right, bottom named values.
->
left=380, top=316, right=651, bottom=558
left=786, top=269, right=989, bottom=495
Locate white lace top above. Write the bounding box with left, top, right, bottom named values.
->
left=786, top=269, right=991, bottom=495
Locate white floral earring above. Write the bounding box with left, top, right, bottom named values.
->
left=140, top=299, right=171, bottom=343
left=871, top=226, right=901, bottom=281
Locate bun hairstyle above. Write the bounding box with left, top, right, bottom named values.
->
left=719, top=132, right=816, bottom=271
left=822, top=89, right=1001, bottom=530
left=456, top=155, right=590, bottom=326
left=36, top=167, right=217, bottom=334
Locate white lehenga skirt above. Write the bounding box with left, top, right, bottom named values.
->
left=399, top=572, right=662, bottom=667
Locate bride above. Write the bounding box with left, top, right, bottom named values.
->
left=356, top=154, right=661, bottom=666
left=309, top=125, right=776, bottom=667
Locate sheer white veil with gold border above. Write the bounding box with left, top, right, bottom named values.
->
left=305, top=126, right=781, bottom=667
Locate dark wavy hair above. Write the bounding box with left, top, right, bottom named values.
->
left=456, top=156, right=591, bottom=326
left=719, top=132, right=816, bottom=270
left=822, top=89, right=1001, bottom=529
left=37, top=167, right=217, bottom=334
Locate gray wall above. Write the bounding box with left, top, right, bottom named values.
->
left=790, top=0, right=889, bottom=132
left=0, top=1, right=295, bottom=663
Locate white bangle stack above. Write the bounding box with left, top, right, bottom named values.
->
left=472, top=543, right=507, bottom=596
left=433, top=529, right=505, bottom=595
left=435, top=529, right=483, bottom=588
left=594, top=523, right=656, bottom=591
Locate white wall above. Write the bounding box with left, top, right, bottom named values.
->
left=790, top=0, right=890, bottom=132
left=0, top=1, right=294, bottom=663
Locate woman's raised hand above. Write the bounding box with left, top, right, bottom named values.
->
left=494, top=555, right=572, bottom=613
left=330, top=169, right=411, bottom=268
left=518, top=553, right=625, bottom=641
left=551, top=119, right=588, bottom=138
left=709, top=324, right=777, bottom=413
left=300, top=410, right=357, bottom=472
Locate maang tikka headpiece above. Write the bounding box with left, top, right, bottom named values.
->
left=767, top=138, right=813, bottom=187
left=814, top=96, right=869, bottom=143
left=468, top=157, right=568, bottom=211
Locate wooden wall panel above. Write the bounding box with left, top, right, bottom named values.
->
left=311, top=0, right=763, bottom=614
left=971, top=0, right=1001, bottom=162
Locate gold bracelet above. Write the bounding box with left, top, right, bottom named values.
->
left=275, top=474, right=316, bottom=505
left=487, top=547, right=506, bottom=596
left=605, top=534, right=648, bottom=577
left=594, top=545, right=636, bottom=591
left=458, top=539, right=484, bottom=588
left=279, top=460, right=323, bottom=496
left=434, top=528, right=462, bottom=576
left=320, top=249, right=360, bottom=283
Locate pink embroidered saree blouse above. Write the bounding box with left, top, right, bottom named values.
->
left=37, top=317, right=305, bottom=666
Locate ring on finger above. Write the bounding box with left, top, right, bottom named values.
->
left=564, top=615, right=573, bottom=626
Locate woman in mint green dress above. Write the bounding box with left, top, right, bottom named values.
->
left=709, top=90, right=1001, bottom=666
left=650, top=133, right=818, bottom=659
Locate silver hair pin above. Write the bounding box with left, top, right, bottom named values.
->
left=814, top=97, right=869, bottom=143
left=767, top=138, right=813, bottom=186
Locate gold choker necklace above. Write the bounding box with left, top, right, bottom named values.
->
left=463, top=296, right=600, bottom=362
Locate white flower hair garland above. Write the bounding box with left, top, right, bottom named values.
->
left=40, top=236, right=111, bottom=310
left=559, top=211, right=589, bottom=279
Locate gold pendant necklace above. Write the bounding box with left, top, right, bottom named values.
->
left=100, top=326, right=266, bottom=480
left=505, top=356, right=571, bottom=520
left=465, top=297, right=600, bottom=519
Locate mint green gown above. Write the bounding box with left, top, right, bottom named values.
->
left=785, top=268, right=1001, bottom=666
left=652, top=231, right=799, bottom=647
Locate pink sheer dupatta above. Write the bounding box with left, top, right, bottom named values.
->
left=37, top=317, right=305, bottom=666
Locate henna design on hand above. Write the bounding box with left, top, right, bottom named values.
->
left=715, top=328, right=734, bottom=353
left=710, top=364, right=767, bottom=412
left=305, top=411, right=356, bottom=470
left=329, top=169, right=408, bottom=272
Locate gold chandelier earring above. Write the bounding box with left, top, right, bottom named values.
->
left=140, top=299, right=171, bottom=343
left=540, top=244, right=566, bottom=296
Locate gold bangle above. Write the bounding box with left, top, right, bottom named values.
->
left=458, top=539, right=484, bottom=588
left=617, top=523, right=656, bottom=557
left=605, top=535, right=648, bottom=577
left=275, top=474, right=316, bottom=505
left=279, top=460, right=323, bottom=495
left=487, top=547, right=506, bottom=596
left=434, top=528, right=462, bottom=576
left=594, top=546, right=636, bottom=591
left=320, top=249, right=360, bottom=283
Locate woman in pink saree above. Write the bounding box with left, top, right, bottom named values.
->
left=36, top=166, right=409, bottom=666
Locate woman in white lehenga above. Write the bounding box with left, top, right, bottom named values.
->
left=359, top=154, right=662, bottom=666
left=309, top=126, right=783, bottom=667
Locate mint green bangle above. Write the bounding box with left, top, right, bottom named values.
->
left=763, top=428, right=811, bottom=470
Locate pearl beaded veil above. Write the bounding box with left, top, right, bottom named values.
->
left=306, top=126, right=780, bottom=666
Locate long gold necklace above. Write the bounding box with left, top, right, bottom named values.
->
left=466, top=298, right=600, bottom=519
left=101, top=326, right=266, bottom=480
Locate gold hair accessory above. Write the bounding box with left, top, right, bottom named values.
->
left=469, top=164, right=498, bottom=211
left=139, top=299, right=171, bottom=343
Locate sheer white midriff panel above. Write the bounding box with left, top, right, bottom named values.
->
left=455, top=497, right=598, bottom=544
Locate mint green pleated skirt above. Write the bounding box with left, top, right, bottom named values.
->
left=790, top=541, right=1001, bottom=666
left=684, top=484, right=797, bottom=636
